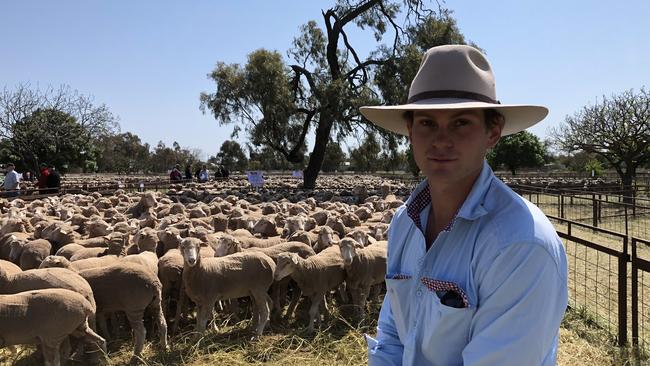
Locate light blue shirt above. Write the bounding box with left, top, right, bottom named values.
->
left=3, top=170, right=19, bottom=190
left=366, top=161, right=568, bottom=366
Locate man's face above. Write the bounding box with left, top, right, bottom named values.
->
left=407, top=109, right=502, bottom=188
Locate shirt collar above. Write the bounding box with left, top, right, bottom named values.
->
left=405, top=160, right=494, bottom=229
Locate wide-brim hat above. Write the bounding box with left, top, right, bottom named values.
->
left=360, top=45, right=548, bottom=136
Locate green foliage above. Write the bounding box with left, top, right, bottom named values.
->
left=148, top=141, right=201, bottom=173
left=321, top=141, right=347, bottom=172
left=487, top=131, right=546, bottom=175
left=96, top=132, right=151, bottom=173
left=406, top=145, right=420, bottom=177
left=350, top=132, right=382, bottom=172
left=9, top=108, right=91, bottom=173
left=214, top=140, right=248, bottom=172
left=584, top=159, right=603, bottom=177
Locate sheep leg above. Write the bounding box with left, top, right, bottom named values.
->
left=196, top=303, right=213, bottom=334
left=40, top=340, right=62, bottom=366
left=285, top=286, right=302, bottom=320
left=172, top=282, right=187, bottom=334
left=125, top=310, right=146, bottom=357
left=97, top=313, right=111, bottom=340
left=151, top=290, right=169, bottom=350
left=270, top=282, right=282, bottom=321
left=307, top=294, right=323, bottom=333
left=71, top=319, right=107, bottom=358
left=250, top=292, right=270, bottom=336
left=321, top=294, right=331, bottom=320
left=337, top=283, right=349, bottom=304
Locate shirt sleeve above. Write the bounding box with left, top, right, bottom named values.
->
left=367, top=294, right=404, bottom=366
left=462, top=243, right=568, bottom=366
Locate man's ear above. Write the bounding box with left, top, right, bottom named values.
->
left=486, top=119, right=505, bottom=148
left=406, top=118, right=414, bottom=142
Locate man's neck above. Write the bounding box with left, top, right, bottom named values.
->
left=424, top=171, right=480, bottom=245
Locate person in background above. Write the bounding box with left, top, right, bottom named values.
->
left=37, top=162, right=50, bottom=194
left=170, top=164, right=182, bottom=181
left=184, top=165, right=193, bottom=181
left=3, top=163, right=20, bottom=197
left=46, top=164, right=61, bottom=193
left=198, top=165, right=209, bottom=183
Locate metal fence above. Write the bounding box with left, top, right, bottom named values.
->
left=632, top=237, right=650, bottom=355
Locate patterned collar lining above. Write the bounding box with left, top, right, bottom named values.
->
left=406, top=183, right=458, bottom=234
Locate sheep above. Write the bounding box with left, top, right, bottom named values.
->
left=0, top=265, right=96, bottom=314
left=55, top=243, right=86, bottom=259
left=0, top=232, right=31, bottom=261
left=0, top=258, right=21, bottom=277
left=290, top=226, right=339, bottom=253
left=216, top=232, right=284, bottom=250
left=69, top=233, right=129, bottom=262
left=157, top=248, right=184, bottom=332
left=43, top=254, right=120, bottom=272
left=86, top=219, right=112, bottom=238
left=252, top=216, right=279, bottom=237
left=122, top=228, right=158, bottom=275
left=338, top=238, right=387, bottom=316
left=211, top=239, right=316, bottom=320
left=179, top=237, right=275, bottom=336
left=16, top=239, right=52, bottom=270
left=78, top=262, right=168, bottom=357
left=0, top=288, right=106, bottom=366
left=274, top=245, right=346, bottom=332
left=125, top=192, right=157, bottom=219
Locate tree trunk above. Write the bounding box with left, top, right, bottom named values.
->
left=621, top=171, right=635, bottom=208
left=303, top=118, right=334, bottom=189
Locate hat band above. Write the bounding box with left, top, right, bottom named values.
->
left=407, top=90, right=500, bottom=104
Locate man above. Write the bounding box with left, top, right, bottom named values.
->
left=3, top=163, right=20, bottom=197
left=360, top=45, right=567, bottom=365
left=37, top=162, right=50, bottom=194
left=46, top=164, right=61, bottom=193
left=170, top=164, right=182, bottom=181
left=198, top=165, right=209, bottom=183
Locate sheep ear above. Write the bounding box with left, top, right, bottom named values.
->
left=103, top=235, right=111, bottom=242
left=291, top=254, right=299, bottom=265
left=71, top=225, right=80, bottom=231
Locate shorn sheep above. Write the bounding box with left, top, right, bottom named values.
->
left=0, top=288, right=106, bottom=366
left=274, top=246, right=346, bottom=332
left=179, top=237, right=275, bottom=336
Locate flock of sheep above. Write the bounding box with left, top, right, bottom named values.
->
left=0, top=178, right=401, bottom=365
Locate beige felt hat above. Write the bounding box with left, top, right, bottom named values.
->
left=360, top=45, right=548, bottom=136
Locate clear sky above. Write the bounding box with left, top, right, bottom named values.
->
left=2, top=0, right=649, bottom=160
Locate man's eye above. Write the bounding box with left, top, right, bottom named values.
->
left=418, top=119, right=433, bottom=126
left=454, top=119, right=471, bottom=127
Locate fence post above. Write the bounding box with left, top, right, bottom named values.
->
left=592, top=194, right=598, bottom=227
left=618, top=236, right=628, bottom=346
left=560, top=194, right=565, bottom=219
left=631, top=238, right=639, bottom=353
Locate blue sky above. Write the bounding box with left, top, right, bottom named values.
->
left=2, top=0, right=649, bottom=160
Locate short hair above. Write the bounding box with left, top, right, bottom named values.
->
left=6, top=163, right=14, bottom=167
left=403, top=109, right=505, bottom=130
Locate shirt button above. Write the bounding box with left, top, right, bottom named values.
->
left=418, top=258, right=424, bottom=266
left=416, top=290, right=422, bottom=297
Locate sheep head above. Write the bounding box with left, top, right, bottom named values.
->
left=210, top=233, right=241, bottom=257
left=134, top=228, right=158, bottom=253
left=179, top=237, right=202, bottom=267
left=8, top=235, right=26, bottom=262
left=339, top=238, right=363, bottom=266
left=39, top=255, right=72, bottom=269
left=346, top=229, right=370, bottom=247
left=282, top=216, right=305, bottom=238
left=314, top=226, right=337, bottom=253
left=275, top=252, right=300, bottom=281
left=104, top=232, right=130, bottom=256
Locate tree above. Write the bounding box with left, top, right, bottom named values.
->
left=0, top=84, right=118, bottom=172
left=321, top=140, right=347, bottom=172
left=96, top=132, right=151, bottom=173
left=487, top=131, right=546, bottom=175
left=5, top=108, right=92, bottom=173
left=215, top=140, right=248, bottom=172
left=201, top=1, right=454, bottom=188
left=350, top=132, right=382, bottom=172
left=552, top=88, right=650, bottom=199
left=406, top=145, right=420, bottom=176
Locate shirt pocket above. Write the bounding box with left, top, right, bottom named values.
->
left=385, top=273, right=414, bottom=341
left=419, top=277, right=475, bottom=365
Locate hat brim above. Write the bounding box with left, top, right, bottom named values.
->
left=359, top=98, right=548, bottom=136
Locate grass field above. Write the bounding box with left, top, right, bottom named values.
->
left=1, top=304, right=642, bottom=366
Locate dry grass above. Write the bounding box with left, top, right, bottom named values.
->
left=0, top=305, right=642, bottom=366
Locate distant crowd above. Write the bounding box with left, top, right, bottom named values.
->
left=168, top=164, right=230, bottom=183
left=2, top=162, right=61, bottom=197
